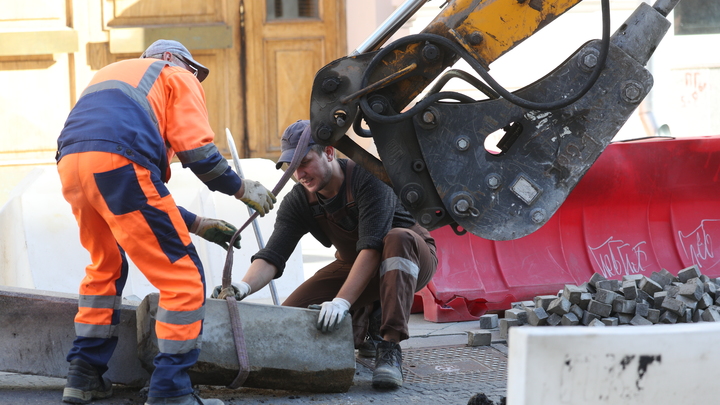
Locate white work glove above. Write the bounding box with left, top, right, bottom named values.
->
left=211, top=281, right=251, bottom=301
left=235, top=179, right=276, bottom=217
left=316, top=297, right=351, bottom=333
left=189, top=216, right=240, bottom=250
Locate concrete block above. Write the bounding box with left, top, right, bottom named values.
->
left=582, top=311, right=601, bottom=326
left=587, top=318, right=606, bottom=327
left=635, top=302, right=650, bottom=318
left=677, top=308, right=693, bottom=323
left=612, top=299, right=636, bottom=314
left=693, top=309, right=705, bottom=323
left=507, top=323, right=720, bottom=404
left=650, top=271, right=674, bottom=288
left=596, top=279, right=622, bottom=292
left=595, top=289, right=619, bottom=305
left=545, top=313, right=561, bottom=326
left=548, top=296, right=571, bottom=316
left=0, top=286, right=148, bottom=385
left=678, top=265, right=701, bottom=283
left=467, top=330, right=492, bottom=347
left=587, top=300, right=612, bottom=317
left=636, top=289, right=654, bottom=307
left=579, top=292, right=593, bottom=310
left=659, top=311, right=678, bottom=324
left=665, top=284, right=680, bottom=298
left=505, top=308, right=528, bottom=325
left=500, top=318, right=520, bottom=340
left=701, top=308, right=720, bottom=322
left=479, top=313, right=499, bottom=329
left=647, top=308, right=660, bottom=324
left=622, top=274, right=644, bottom=285
left=622, top=280, right=638, bottom=300
left=601, top=317, right=619, bottom=326
left=525, top=307, right=549, bottom=326
left=569, top=304, right=584, bottom=319
left=562, top=285, right=584, bottom=304
left=521, top=300, right=535, bottom=308
left=698, top=293, right=714, bottom=310
left=577, top=282, right=592, bottom=293
left=679, top=283, right=704, bottom=301
left=661, top=297, right=687, bottom=316
left=137, top=294, right=355, bottom=393
left=561, top=313, right=580, bottom=326
left=617, top=313, right=634, bottom=325
left=588, top=273, right=607, bottom=288
left=675, top=294, right=698, bottom=311
left=534, top=295, right=558, bottom=311
left=630, top=315, right=653, bottom=326
left=653, top=291, right=667, bottom=309
left=639, top=276, right=663, bottom=295
left=704, top=282, right=717, bottom=299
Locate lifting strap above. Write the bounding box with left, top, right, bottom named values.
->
left=220, top=125, right=314, bottom=389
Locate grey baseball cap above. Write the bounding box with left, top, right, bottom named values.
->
left=276, top=120, right=315, bottom=170
left=141, top=39, right=209, bottom=82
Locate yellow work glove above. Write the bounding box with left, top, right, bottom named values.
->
left=189, top=216, right=241, bottom=250
left=235, top=179, right=276, bottom=217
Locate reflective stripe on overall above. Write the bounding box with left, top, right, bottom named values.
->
left=59, top=61, right=205, bottom=398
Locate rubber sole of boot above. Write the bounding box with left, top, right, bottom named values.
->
left=62, top=386, right=113, bottom=404
left=372, top=367, right=403, bottom=389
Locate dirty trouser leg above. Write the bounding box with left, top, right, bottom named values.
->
left=59, top=152, right=206, bottom=398
left=376, top=227, right=437, bottom=341
left=282, top=260, right=352, bottom=308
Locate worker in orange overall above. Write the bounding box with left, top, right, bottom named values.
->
left=56, top=39, right=275, bottom=405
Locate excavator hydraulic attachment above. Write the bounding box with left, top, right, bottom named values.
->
left=310, top=0, right=679, bottom=240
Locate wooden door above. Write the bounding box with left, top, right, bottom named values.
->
left=244, top=0, right=346, bottom=159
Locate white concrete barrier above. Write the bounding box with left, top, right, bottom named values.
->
left=507, top=323, right=720, bottom=404
left=0, top=159, right=305, bottom=303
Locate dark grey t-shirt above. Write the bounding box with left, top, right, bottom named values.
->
left=252, top=159, right=416, bottom=278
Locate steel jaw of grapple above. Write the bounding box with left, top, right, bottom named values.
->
left=371, top=37, right=654, bottom=241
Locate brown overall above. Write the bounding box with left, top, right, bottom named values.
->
left=282, top=160, right=437, bottom=345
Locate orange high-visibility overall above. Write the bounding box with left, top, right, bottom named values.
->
left=57, top=58, right=240, bottom=397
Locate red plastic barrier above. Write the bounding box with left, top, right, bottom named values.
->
left=416, top=136, right=720, bottom=322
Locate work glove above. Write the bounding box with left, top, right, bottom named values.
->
left=316, top=297, right=351, bottom=333
left=211, top=281, right=251, bottom=301
left=190, top=216, right=241, bottom=250
left=235, top=179, right=276, bottom=217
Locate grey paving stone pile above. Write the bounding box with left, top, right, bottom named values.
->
left=497, top=265, right=720, bottom=334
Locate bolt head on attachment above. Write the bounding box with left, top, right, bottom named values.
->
left=583, top=54, right=598, bottom=69
left=405, top=190, right=419, bottom=204
left=621, top=81, right=644, bottom=103
left=421, top=213, right=433, bottom=225
left=456, top=136, right=470, bottom=151
left=468, top=32, right=483, bottom=46
left=422, top=110, right=436, bottom=125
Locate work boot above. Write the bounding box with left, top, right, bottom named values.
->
left=145, top=392, right=224, bottom=405
left=357, top=334, right=381, bottom=357
left=62, top=359, right=113, bottom=404
left=372, top=340, right=403, bottom=389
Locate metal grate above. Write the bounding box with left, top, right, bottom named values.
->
left=357, top=345, right=508, bottom=384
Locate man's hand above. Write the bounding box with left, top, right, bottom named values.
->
left=316, top=297, right=351, bottom=333
left=211, top=281, right=251, bottom=300
left=190, top=217, right=240, bottom=250
left=235, top=179, right=276, bottom=216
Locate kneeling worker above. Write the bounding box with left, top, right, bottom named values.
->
left=216, top=120, right=437, bottom=389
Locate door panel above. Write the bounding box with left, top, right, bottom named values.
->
left=245, top=0, right=346, bottom=160
left=263, top=39, right=324, bottom=156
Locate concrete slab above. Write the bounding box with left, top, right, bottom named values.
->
left=507, top=323, right=720, bottom=404
left=137, top=294, right=356, bottom=393
left=0, top=286, right=148, bottom=386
